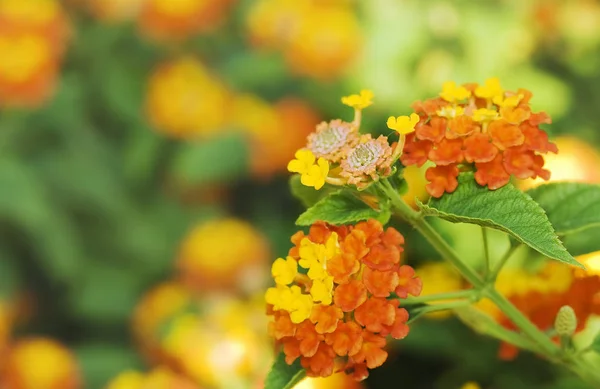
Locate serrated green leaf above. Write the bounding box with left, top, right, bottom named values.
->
left=289, top=175, right=335, bottom=208
left=264, top=352, right=305, bottom=389
left=526, top=182, right=600, bottom=235
left=296, top=190, right=388, bottom=226
left=418, top=173, right=581, bottom=268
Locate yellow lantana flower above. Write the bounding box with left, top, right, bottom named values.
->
left=439, top=81, right=471, bottom=102
left=287, top=149, right=315, bottom=174
left=341, top=90, right=374, bottom=110
left=288, top=287, right=313, bottom=323
left=265, top=284, right=294, bottom=311
left=271, top=256, right=298, bottom=285
left=472, top=108, right=499, bottom=122
left=436, top=105, right=465, bottom=119
left=475, top=77, right=503, bottom=99
left=387, top=113, right=420, bottom=135
left=310, top=277, right=334, bottom=305
left=301, top=158, right=329, bottom=190
left=493, top=93, right=523, bottom=108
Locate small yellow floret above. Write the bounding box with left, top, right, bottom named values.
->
left=436, top=105, right=465, bottom=119
left=439, top=81, right=471, bottom=102
left=310, top=277, right=334, bottom=305
left=472, top=108, right=499, bottom=122
left=475, top=77, right=503, bottom=99
left=493, top=93, right=523, bottom=108
left=300, top=158, right=329, bottom=190
left=341, top=90, right=374, bottom=110
left=271, top=256, right=298, bottom=285
left=386, top=113, right=420, bottom=135
left=287, top=149, right=315, bottom=174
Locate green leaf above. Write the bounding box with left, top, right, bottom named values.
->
left=296, top=190, right=389, bottom=226
left=289, top=175, right=335, bottom=208
left=418, top=173, right=581, bottom=268
left=264, top=352, right=305, bottom=389
left=526, top=182, right=600, bottom=235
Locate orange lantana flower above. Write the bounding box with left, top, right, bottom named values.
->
left=401, top=78, right=557, bottom=197
left=266, top=220, right=422, bottom=380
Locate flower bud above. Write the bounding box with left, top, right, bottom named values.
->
left=554, top=305, right=577, bottom=337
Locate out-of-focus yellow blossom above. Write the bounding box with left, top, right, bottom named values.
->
left=105, top=367, right=199, bottom=389
left=439, top=81, right=471, bottom=102
left=104, top=370, right=144, bottom=389
left=157, top=295, right=269, bottom=387
left=341, top=90, right=374, bottom=110
left=132, top=281, right=194, bottom=359
left=437, top=105, right=465, bottom=119
left=475, top=77, right=503, bottom=100
left=460, top=382, right=481, bottom=389
left=416, top=262, right=464, bottom=319
left=146, top=57, right=230, bottom=139
left=472, top=108, right=499, bottom=122
left=271, top=256, right=298, bottom=285
left=294, top=373, right=365, bottom=389
left=284, top=5, right=362, bottom=80
left=138, top=0, right=234, bottom=41
left=387, top=113, right=420, bottom=135
left=176, top=218, right=269, bottom=293
left=0, top=0, right=59, bottom=25
left=246, top=0, right=311, bottom=49
left=519, top=136, right=600, bottom=190
left=575, top=251, right=600, bottom=277
left=402, top=164, right=430, bottom=209
left=2, top=337, right=81, bottom=389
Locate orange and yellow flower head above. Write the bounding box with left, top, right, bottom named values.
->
left=246, top=0, right=362, bottom=80
left=138, top=0, right=235, bottom=41
left=176, top=218, right=270, bottom=293
left=0, top=0, right=69, bottom=107
left=145, top=57, right=230, bottom=139
left=398, top=78, right=557, bottom=197
left=1, top=337, right=82, bottom=389
left=265, top=220, right=422, bottom=381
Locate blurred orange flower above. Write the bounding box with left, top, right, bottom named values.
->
left=0, top=0, right=69, bottom=107
left=176, top=218, right=270, bottom=293
left=105, top=367, right=200, bottom=389
left=145, top=57, right=230, bottom=139
left=246, top=0, right=362, bottom=79
left=85, top=0, right=144, bottom=23
left=1, top=337, right=81, bottom=389
left=138, top=0, right=235, bottom=41
left=230, top=95, right=321, bottom=178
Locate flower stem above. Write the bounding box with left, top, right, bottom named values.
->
left=482, top=227, right=491, bottom=278
left=489, top=243, right=519, bottom=281
left=402, top=289, right=476, bottom=305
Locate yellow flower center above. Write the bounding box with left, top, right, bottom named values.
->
left=0, top=35, right=49, bottom=82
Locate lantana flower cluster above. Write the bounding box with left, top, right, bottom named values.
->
left=288, top=90, right=413, bottom=190
left=265, top=220, right=422, bottom=380
left=399, top=78, right=557, bottom=197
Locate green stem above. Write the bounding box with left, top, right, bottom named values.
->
left=489, top=244, right=519, bottom=281
left=402, top=289, right=476, bottom=305
left=482, top=228, right=491, bottom=278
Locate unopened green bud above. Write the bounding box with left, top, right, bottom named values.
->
left=555, top=305, right=577, bottom=337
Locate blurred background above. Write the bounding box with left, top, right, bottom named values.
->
left=1, top=0, right=600, bottom=388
